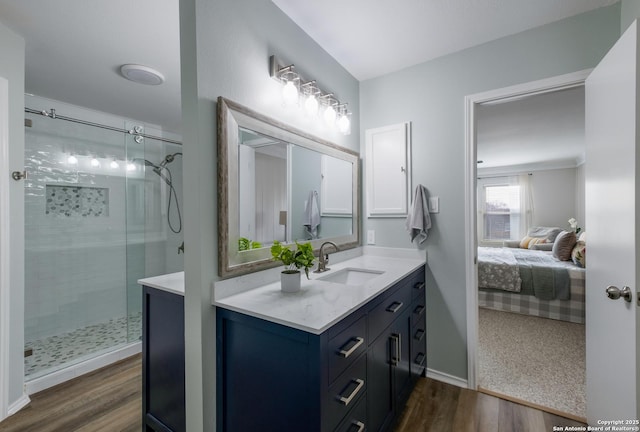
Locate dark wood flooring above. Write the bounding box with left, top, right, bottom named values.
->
left=0, top=354, right=585, bottom=432
left=0, top=355, right=141, bottom=432
left=394, top=377, right=587, bottom=432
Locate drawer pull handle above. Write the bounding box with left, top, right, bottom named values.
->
left=414, top=329, right=425, bottom=341
left=337, top=378, right=365, bottom=406
left=415, top=352, right=426, bottom=366
left=390, top=333, right=401, bottom=365
left=386, top=301, right=403, bottom=313
left=414, top=282, right=425, bottom=290
left=350, top=420, right=365, bottom=432
left=338, top=337, right=364, bottom=358
left=413, top=305, right=425, bottom=315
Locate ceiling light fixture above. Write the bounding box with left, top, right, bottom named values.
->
left=120, top=64, right=165, bottom=86
left=269, top=55, right=351, bottom=135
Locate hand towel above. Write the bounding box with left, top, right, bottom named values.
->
left=303, top=190, right=320, bottom=239
left=405, top=184, right=432, bottom=244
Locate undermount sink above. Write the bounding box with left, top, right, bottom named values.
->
left=317, top=267, right=385, bottom=285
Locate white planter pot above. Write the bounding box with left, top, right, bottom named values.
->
left=280, top=270, right=301, bottom=293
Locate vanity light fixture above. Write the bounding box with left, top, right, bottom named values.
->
left=67, top=154, right=78, bottom=165
left=301, top=81, right=319, bottom=116
left=90, top=157, right=101, bottom=168
left=321, top=94, right=337, bottom=125
left=337, top=104, right=351, bottom=135
left=269, top=55, right=351, bottom=135
left=110, top=159, right=120, bottom=169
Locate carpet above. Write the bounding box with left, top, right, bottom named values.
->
left=478, top=307, right=585, bottom=419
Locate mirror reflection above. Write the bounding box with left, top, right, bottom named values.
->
left=218, top=97, right=360, bottom=278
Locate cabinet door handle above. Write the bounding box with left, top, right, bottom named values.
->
left=415, top=352, right=426, bottom=366
left=337, top=378, right=365, bottom=406
left=414, top=282, right=425, bottom=290
left=338, top=337, right=364, bottom=358
left=414, top=328, right=425, bottom=342
left=413, top=305, right=425, bottom=315
left=390, top=333, right=401, bottom=365
left=386, top=301, right=403, bottom=313
left=350, top=420, right=365, bottom=432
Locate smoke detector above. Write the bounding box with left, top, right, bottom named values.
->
left=120, top=64, right=165, bottom=85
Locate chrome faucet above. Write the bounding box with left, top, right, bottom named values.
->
left=314, top=241, right=339, bottom=273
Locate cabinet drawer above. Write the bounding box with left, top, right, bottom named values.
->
left=410, top=315, right=427, bottom=379
left=327, top=354, right=367, bottom=432
left=328, top=315, right=367, bottom=383
left=368, top=284, right=412, bottom=342
left=410, top=297, right=426, bottom=329
left=334, top=393, right=367, bottom=432
left=411, top=279, right=425, bottom=300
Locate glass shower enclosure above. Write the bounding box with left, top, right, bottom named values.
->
left=23, top=95, right=183, bottom=380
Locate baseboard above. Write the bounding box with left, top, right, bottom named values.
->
left=426, top=368, right=468, bottom=388
left=7, top=393, right=30, bottom=416
left=25, top=341, right=141, bottom=395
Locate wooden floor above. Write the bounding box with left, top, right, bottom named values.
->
left=0, top=354, right=141, bottom=432
left=394, top=377, right=587, bottom=432
left=0, top=354, right=586, bottom=432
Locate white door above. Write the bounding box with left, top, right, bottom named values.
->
left=585, top=20, right=639, bottom=423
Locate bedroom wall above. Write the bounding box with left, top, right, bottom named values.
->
left=360, top=4, right=620, bottom=381
left=179, top=0, right=359, bottom=429
left=530, top=167, right=578, bottom=230
left=575, top=163, right=586, bottom=233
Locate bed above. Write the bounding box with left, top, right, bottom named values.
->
left=477, top=246, right=585, bottom=324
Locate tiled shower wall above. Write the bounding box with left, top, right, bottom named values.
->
left=24, top=95, right=183, bottom=345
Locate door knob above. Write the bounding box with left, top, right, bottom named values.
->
left=606, top=285, right=632, bottom=302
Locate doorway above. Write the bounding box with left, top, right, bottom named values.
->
left=464, top=70, right=591, bottom=420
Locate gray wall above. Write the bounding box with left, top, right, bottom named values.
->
left=0, top=20, right=25, bottom=411
left=622, top=0, right=640, bottom=33
left=179, top=0, right=359, bottom=429
left=360, top=4, right=620, bottom=380
left=530, top=168, right=579, bottom=229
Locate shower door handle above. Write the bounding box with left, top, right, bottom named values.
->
left=12, top=170, right=27, bottom=181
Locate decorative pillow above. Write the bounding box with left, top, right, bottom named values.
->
left=552, top=230, right=577, bottom=261
left=519, top=236, right=547, bottom=249
left=578, top=231, right=586, bottom=243
left=571, top=241, right=586, bottom=267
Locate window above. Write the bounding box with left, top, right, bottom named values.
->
left=478, top=175, right=532, bottom=243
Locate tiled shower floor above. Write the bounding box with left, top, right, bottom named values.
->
left=24, top=313, right=142, bottom=379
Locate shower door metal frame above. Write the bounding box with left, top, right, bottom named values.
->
left=0, top=75, right=9, bottom=421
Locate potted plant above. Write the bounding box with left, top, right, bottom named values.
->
left=270, top=240, right=315, bottom=292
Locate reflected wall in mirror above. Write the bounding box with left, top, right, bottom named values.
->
left=218, top=97, right=360, bottom=278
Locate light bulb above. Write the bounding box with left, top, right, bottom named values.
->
left=324, top=105, right=336, bottom=125
left=90, top=158, right=101, bottom=167
left=282, top=81, right=299, bottom=106
left=67, top=155, right=78, bottom=165
left=304, top=94, right=318, bottom=116
left=338, top=114, right=351, bottom=134
left=110, top=160, right=119, bottom=169
left=126, top=163, right=136, bottom=171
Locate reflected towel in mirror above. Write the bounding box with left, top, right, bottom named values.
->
left=303, top=190, right=320, bottom=239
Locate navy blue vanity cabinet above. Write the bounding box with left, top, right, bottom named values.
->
left=216, top=265, right=425, bottom=432
left=142, top=286, right=185, bottom=432
left=367, top=268, right=426, bottom=432
left=216, top=306, right=367, bottom=432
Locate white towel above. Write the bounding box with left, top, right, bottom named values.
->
left=405, top=185, right=432, bottom=244
left=303, top=190, right=320, bottom=239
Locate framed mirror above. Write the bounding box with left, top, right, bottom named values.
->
left=217, top=97, right=360, bottom=278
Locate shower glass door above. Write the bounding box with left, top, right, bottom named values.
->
left=23, top=95, right=183, bottom=380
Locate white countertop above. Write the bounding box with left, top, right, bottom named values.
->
left=138, top=271, right=184, bottom=296
left=213, top=253, right=425, bottom=335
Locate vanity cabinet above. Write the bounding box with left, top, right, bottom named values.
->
left=216, top=265, right=426, bottom=432
left=142, top=286, right=185, bottom=432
